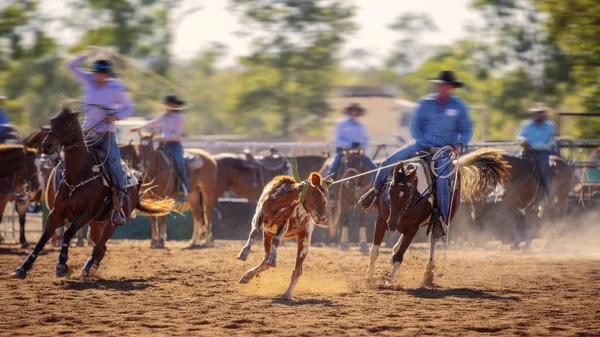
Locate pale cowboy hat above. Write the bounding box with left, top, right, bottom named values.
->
left=343, top=103, right=366, bottom=116
left=0, top=94, right=7, bottom=100
left=528, top=102, right=548, bottom=113
left=429, top=70, right=464, bottom=88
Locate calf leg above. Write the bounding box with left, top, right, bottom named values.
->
left=423, top=232, right=439, bottom=287
left=267, top=222, right=289, bottom=267
left=282, top=229, right=312, bottom=300
left=237, top=225, right=261, bottom=261
left=239, top=232, right=274, bottom=283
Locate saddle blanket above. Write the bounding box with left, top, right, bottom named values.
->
left=184, top=151, right=204, bottom=171
left=54, top=160, right=138, bottom=192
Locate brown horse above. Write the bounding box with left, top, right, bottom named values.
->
left=367, top=149, right=510, bottom=286
left=470, top=150, right=573, bottom=248
left=0, top=145, right=39, bottom=247
left=237, top=173, right=331, bottom=300
left=132, top=132, right=218, bottom=248
left=320, top=148, right=374, bottom=248
left=12, top=108, right=175, bottom=279
left=213, top=152, right=290, bottom=202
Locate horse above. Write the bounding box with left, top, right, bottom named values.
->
left=12, top=108, right=175, bottom=279
left=130, top=131, right=218, bottom=248
left=213, top=151, right=290, bottom=203
left=236, top=172, right=331, bottom=300
left=0, top=145, right=39, bottom=247
left=470, top=149, right=573, bottom=249
left=366, top=148, right=510, bottom=286
left=320, top=148, right=374, bottom=250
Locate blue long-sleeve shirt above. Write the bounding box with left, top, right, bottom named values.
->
left=0, top=108, right=10, bottom=125
left=334, top=117, right=369, bottom=149
left=409, top=94, right=473, bottom=148
left=518, top=119, right=555, bottom=151
left=67, top=54, right=134, bottom=133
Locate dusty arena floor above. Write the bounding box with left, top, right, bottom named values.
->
left=1, top=238, right=599, bottom=336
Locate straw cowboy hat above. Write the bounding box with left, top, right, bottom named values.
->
left=343, top=103, right=366, bottom=116
left=429, top=70, right=464, bottom=88
left=0, top=93, right=7, bottom=100
left=528, top=102, right=549, bottom=113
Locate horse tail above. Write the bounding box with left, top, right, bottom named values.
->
left=136, top=198, right=176, bottom=216
left=454, top=148, right=511, bottom=201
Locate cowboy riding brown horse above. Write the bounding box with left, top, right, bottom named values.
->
left=366, top=148, right=510, bottom=286
left=129, top=131, right=217, bottom=248
left=12, top=108, right=175, bottom=279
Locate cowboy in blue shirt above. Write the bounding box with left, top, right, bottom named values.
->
left=517, top=104, right=555, bottom=204
left=326, top=103, right=377, bottom=177
left=359, top=70, right=473, bottom=236
left=0, top=94, right=13, bottom=143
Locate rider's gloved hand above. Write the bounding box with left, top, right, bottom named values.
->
left=452, top=144, right=463, bottom=155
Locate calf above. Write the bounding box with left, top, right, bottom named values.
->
left=237, top=172, right=331, bottom=300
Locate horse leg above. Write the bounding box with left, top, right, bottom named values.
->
left=16, top=200, right=30, bottom=248
left=388, top=226, right=418, bottom=284
left=157, top=215, right=167, bottom=248
left=187, top=188, right=204, bottom=247
left=423, top=232, right=440, bottom=287
left=282, top=229, right=312, bottom=300
left=150, top=216, right=159, bottom=248
left=239, top=232, right=274, bottom=284
left=75, top=225, right=85, bottom=247
left=13, top=210, right=63, bottom=279
left=86, top=222, right=105, bottom=275
left=367, top=216, right=386, bottom=280
left=340, top=225, right=349, bottom=251
left=266, top=222, right=289, bottom=267
left=56, top=220, right=86, bottom=278
left=80, top=221, right=116, bottom=278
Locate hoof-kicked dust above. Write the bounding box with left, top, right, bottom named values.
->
left=1, top=239, right=599, bottom=336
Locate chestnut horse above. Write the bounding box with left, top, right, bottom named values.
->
left=0, top=145, right=39, bottom=247
left=131, top=132, right=217, bottom=248
left=367, top=148, right=510, bottom=286
left=12, top=108, right=175, bottom=279
left=237, top=173, right=331, bottom=300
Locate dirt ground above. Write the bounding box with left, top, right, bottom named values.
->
left=1, top=235, right=599, bottom=337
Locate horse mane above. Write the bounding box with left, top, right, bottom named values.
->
left=0, top=145, right=36, bottom=176
left=268, top=175, right=297, bottom=189
left=455, top=148, right=511, bottom=201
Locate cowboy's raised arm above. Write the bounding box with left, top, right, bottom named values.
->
left=66, top=50, right=94, bottom=86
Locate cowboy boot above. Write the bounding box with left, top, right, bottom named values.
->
left=111, top=187, right=126, bottom=226
left=359, top=180, right=385, bottom=211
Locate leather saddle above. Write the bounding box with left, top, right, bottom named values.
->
left=242, top=149, right=287, bottom=172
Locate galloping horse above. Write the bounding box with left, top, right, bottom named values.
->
left=0, top=145, right=39, bottom=247
left=213, top=151, right=290, bottom=202
left=470, top=148, right=573, bottom=248
left=12, top=108, right=175, bottom=279
left=321, top=148, right=374, bottom=249
left=367, top=148, right=510, bottom=286
left=129, top=132, right=217, bottom=248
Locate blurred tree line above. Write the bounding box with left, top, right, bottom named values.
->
left=0, top=0, right=598, bottom=139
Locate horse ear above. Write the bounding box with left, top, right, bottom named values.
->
left=393, top=162, right=404, bottom=184
left=150, top=131, right=156, bottom=138
left=309, top=172, right=322, bottom=187
left=129, top=139, right=134, bottom=146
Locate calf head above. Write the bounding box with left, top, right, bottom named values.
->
left=302, top=172, right=332, bottom=225
left=387, top=162, right=417, bottom=231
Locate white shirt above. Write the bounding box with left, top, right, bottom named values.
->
left=140, top=111, right=184, bottom=142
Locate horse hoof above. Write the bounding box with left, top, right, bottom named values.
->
left=12, top=268, right=27, bottom=279
left=77, top=269, right=91, bottom=279
left=359, top=242, right=369, bottom=254
left=150, top=239, right=158, bottom=248
left=20, top=241, right=30, bottom=249
left=422, top=271, right=435, bottom=288
left=156, top=238, right=165, bottom=249
left=266, top=255, right=277, bottom=267
left=280, top=293, right=293, bottom=301
left=186, top=243, right=204, bottom=250
left=55, top=264, right=71, bottom=278
left=239, top=277, right=250, bottom=284
left=76, top=240, right=84, bottom=247
left=236, top=248, right=250, bottom=261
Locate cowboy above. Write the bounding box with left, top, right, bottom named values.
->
left=517, top=103, right=555, bottom=206
left=67, top=46, right=134, bottom=225
left=359, top=70, right=473, bottom=237
left=132, top=95, right=189, bottom=196
left=326, top=103, right=377, bottom=178
left=0, top=94, right=13, bottom=143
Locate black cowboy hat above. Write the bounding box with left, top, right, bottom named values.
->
left=91, top=59, right=114, bottom=75
left=164, top=95, right=185, bottom=106
left=429, top=70, right=463, bottom=88
left=344, top=103, right=366, bottom=116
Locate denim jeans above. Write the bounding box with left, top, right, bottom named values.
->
left=91, top=133, right=125, bottom=203
left=374, top=142, right=454, bottom=223
left=534, top=150, right=552, bottom=201
left=165, top=141, right=189, bottom=190
left=326, top=147, right=377, bottom=176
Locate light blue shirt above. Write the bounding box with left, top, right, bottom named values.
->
left=410, top=94, right=473, bottom=148
left=0, top=108, right=10, bottom=125
left=334, top=117, right=369, bottom=149
left=67, top=54, right=134, bottom=133
left=518, top=119, right=555, bottom=151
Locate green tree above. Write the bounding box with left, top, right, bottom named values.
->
left=229, top=0, right=357, bottom=136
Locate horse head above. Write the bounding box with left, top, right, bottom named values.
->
left=120, top=140, right=141, bottom=170
left=42, top=108, right=81, bottom=154
left=137, top=131, right=155, bottom=171
left=386, top=162, right=417, bottom=231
